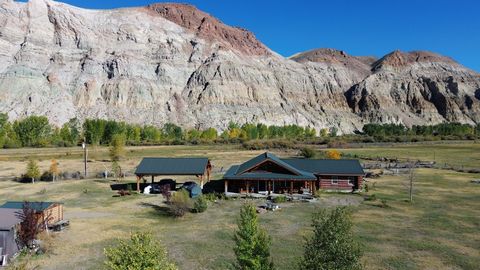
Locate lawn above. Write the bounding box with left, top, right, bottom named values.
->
left=338, top=142, right=480, bottom=169
left=0, top=142, right=479, bottom=269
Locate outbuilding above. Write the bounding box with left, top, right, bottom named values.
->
left=134, top=157, right=212, bottom=192
left=0, top=202, right=64, bottom=226
left=0, top=208, right=21, bottom=266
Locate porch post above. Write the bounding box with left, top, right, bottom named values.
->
left=267, top=181, right=271, bottom=195
left=246, top=181, right=250, bottom=194
left=151, top=175, right=154, bottom=183
left=199, top=175, right=204, bottom=189
left=224, top=180, right=228, bottom=195
left=136, top=176, right=141, bottom=192
left=312, top=181, right=316, bottom=195
left=290, top=181, right=293, bottom=194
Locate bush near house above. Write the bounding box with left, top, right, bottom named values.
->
left=169, top=189, right=192, bottom=217
left=192, top=195, right=208, bottom=213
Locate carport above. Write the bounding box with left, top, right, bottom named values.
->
left=134, top=157, right=212, bottom=192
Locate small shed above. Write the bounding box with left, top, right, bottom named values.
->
left=0, top=208, right=21, bottom=264
left=0, top=202, right=64, bottom=226
left=134, top=157, right=212, bottom=192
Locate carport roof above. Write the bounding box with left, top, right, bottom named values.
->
left=135, top=157, right=210, bottom=176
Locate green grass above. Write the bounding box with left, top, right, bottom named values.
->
left=339, top=142, right=480, bottom=168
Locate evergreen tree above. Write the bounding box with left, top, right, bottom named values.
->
left=299, top=207, right=363, bottom=270
left=234, top=203, right=274, bottom=270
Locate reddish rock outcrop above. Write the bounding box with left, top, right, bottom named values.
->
left=146, top=3, right=270, bottom=56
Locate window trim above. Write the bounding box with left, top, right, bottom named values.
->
left=331, top=176, right=339, bottom=185
left=348, top=176, right=355, bottom=186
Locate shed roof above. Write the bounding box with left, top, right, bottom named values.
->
left=0, top=208, right=22, bottom=230
left=135, top=157, right=210, bottom=176
left=282, top=159, right=364, bottom=175
left=0, top=201, right=58, bottom=212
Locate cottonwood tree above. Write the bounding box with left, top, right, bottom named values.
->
left=25, top=159, right=41, bottom=184
left=104, top=232, right=177, bottom=270
left=299, top=207, right=363, bottom=270
left=234, top=203, right=274, bottom=270
left=109, top=134, right=126, bottom=162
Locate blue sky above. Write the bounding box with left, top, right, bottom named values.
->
left=18, top=0, right=480, bottom=71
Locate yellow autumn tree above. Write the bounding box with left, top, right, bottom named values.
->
left=49, top=159, right=59, bottom=182
left=326, top=150, right=341, bottom=160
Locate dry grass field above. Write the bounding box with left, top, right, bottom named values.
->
left=0, top=143, right=479, bottom=270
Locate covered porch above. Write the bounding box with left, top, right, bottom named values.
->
left=224, top=178, right=317, bottom=195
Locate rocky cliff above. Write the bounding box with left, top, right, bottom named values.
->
left=0, top=0, right=479, bottom=133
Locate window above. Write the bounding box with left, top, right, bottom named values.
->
left=348, top=177, right=355, bottom=186
left=331, top=176, right=338, bottom=185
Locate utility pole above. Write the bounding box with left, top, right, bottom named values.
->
left=82, top=137, right=87, bottom=178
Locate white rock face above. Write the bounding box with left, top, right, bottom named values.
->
left=0, top=0, right=479, bottom=133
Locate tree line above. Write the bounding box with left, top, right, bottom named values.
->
left=363, top=123, right=480, bottom=137
left=1, top=113, right=480, bottom=148
left=0, top=113, right=318, bottom=148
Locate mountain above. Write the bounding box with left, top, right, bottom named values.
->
left=0, top=0, right=479, bottom=133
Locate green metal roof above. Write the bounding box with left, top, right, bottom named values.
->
left=282, top=159, right=364, bottom=175
left=236, top=152, right=306, bottom=176
left=135, top=157, right=210, bottom=176
left=223, top=152, right=364, bottom=181
left=0, top=201, right=58, bottom=212
left=224, top=153, right=316, bottom=181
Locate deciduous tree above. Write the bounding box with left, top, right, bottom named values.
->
left=299, top=207, right=363, bottom=270
left=26, top=159, right=41, bottom=184
left=49, top=159, right=59, bottom=182
left=104, top=232, right=177, bottom=270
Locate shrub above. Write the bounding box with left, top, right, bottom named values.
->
left=104, top=232, right=177, bottom=270
left=364, top=194, right=377, bottom=201
left=241, top=139, right=294, bottom=150
left=272, top=196, right=287, bottom=203
left=169, top=189, right=191, bottom=217
left=160, top=184, right=172, bottom=203
left=380, top=199, right=389, bottom=208
left=192, top=195, right=208, bottom=213
left=204, top=193, right=218, bottom=202
left=299, top=147, right=315, bottom=158
left=117, top=190, right=131, bottom=196
left=326, top=149, right=341, bottom=159
left=40, top=171, right=53, bottom=182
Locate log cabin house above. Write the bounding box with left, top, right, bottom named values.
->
left=223, top=152, right=364, bottom=194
